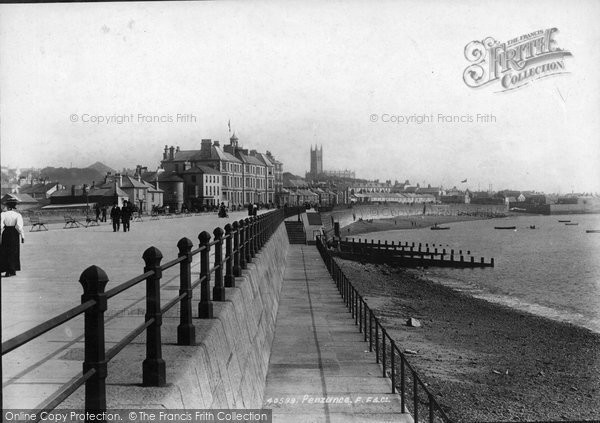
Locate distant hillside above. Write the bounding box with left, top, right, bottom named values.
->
left=87, top=161, right=115, bottom=174
left=39, top=167, right=106, bottom=188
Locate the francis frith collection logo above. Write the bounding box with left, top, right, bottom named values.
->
left=463, top=28, right=572, bottom=91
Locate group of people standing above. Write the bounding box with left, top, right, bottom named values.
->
left=110, top=200, right=134, bottom=232
left=94, top=205, right=108, bottom=222
left=247, top=202, right=259, bottom=217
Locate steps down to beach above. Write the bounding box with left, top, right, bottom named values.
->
left=285, top=220, right=307, bottom=244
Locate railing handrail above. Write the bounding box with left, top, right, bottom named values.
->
left=1, top=206, right=306, bottom=416
left=1, top=299, right=96, bottom=354
left=315, top=234, right=452, bottom=423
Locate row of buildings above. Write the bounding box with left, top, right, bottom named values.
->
left=5, top=144, right=598, bottom=214
left=1, top=134, right=286, bottom=213
left=151, top=134, right=283, bottom=211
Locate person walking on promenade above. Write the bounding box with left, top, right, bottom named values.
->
left=247, top=203, right=253, bottom=216
left=0, top=197, right=25, bottom=277
left=101, top=206, right=107, bottom=222
left=110, top=202, right=121, bottom=232
left=94, top=204, right=101, bottom=222
left=121, top=200, right=132, bottom=232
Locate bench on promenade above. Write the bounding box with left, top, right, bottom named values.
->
left=165, top=213, right=174, bottom=219
left=29, top=215, right=48, bottom=232
left=133, top=213, right=143, bottom=222
left=63, top=215, right=81, bottom=229
left=150, top=212, right=160, bottom=221
left=84, top=216, right=99, bottom=228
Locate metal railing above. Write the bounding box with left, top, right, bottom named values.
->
left=1, top=206, right=306, bottom=418
left=316, top=235, right=452, bottom=423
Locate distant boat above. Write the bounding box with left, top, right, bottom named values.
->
left=586, top=230, right=600, bottom=233
left=529, top=225, right=536, bottom=229
left=495, top=226, right=516, bottom=230
left=565, top=223, right=579, bottom=226
left=431, top=226, right=450, bottom=230
left=558, top=220, right=571, bottom=223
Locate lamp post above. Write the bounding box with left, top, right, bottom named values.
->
left=83, top=184, right=89, bottom=214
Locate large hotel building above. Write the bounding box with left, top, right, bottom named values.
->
left=157, top=134, right=282, bottom=211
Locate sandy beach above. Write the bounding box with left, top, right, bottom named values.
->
left=335, top=259, right=600, bottom=422
left=340, top=215, right=492, bottom=238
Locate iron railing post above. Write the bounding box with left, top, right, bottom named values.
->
left=259, top=214, right=265, bottom=248
left=255, top=215, right=261, bottom=250
left=79, top=265, right=109, bottom=413
left=213, top=227, right=226, bottom=301
left=177, top=237, right=195, bottom=345
left=248, top=217, right=256, bottom=259
left=142, top=246, right=166, bottom=386
left=359, top=297, right=362, bottom=332
left=364, top=300, right=367, bottom=342
left=232, top=221, right=242, bottom=276
left=238, top=219, right=247, bottom=270
left=244, top=218, right=253, bottom=263
left=369, top=310, right=373, bottom=352
left=414, top=376, right=419, bottom=423
left=198, top=231, right=214, bottom=318
left=382, top=329, right=387, bottom=378
left=391, top=341, right=396, bottom=394
left=375, top=321, right=379, bottom=363
left=429, top=393, right=434, bottom=423
left=401, top=355, right=406, bottom=411
left=224, top=224, right=235, bottom=287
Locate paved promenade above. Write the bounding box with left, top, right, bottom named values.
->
left=263, top=245, right=410, bottom=423
left=1, top=210, right=266, bottom=408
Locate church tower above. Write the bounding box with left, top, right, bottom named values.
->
left=310, top=145, right=323, bottom=178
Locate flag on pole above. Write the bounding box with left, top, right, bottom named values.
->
left=228, top=119, right=231, bottom=133
left=461, top=179, right=467, bottom=183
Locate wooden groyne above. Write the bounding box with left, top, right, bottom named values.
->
left=334, top=238, right=494, bottom=268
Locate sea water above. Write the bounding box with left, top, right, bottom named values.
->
left=355, top=214, right=600, bottom=334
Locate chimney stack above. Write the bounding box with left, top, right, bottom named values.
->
left=200, top=139, right=212, bottom=159
left=169, top=146, right=175, bottom=160
left=163, top=145, right=168, bottom=160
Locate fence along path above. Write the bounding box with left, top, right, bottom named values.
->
left=1, top=207, right=305, bottom=416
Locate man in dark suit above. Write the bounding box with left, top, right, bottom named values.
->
left=110, top=202, right=121, bottom=232
left=121, top=200, right=132, bottom=232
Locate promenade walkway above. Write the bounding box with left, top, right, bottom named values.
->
left=263, top=245, right=411, bottom=423
left=1, top=210, right=265, bottom=408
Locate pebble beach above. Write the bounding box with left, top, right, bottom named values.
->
left=336, top=259, right=600, bottom=422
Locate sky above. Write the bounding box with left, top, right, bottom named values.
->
left=1, top=0, right=599, bottom=194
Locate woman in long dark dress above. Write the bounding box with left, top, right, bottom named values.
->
left=0, top=199, right=25, bottom=277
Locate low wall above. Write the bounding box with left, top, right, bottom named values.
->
left=63, top=223, right=289, bottom=409
left=324, top=203, right=508, bottom=230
